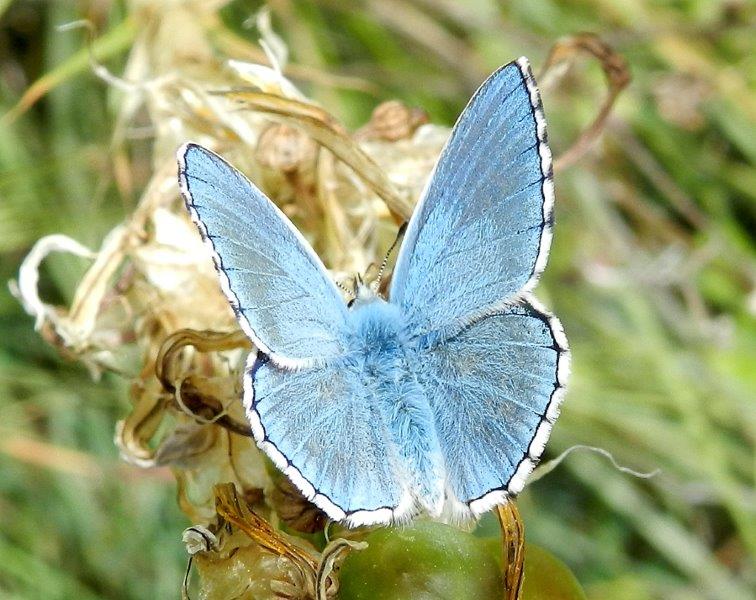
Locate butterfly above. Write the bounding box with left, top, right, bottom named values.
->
left=177, top=57, right=569, bottom=528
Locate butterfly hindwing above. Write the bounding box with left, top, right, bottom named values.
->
left=178, top=143, right=350, bottom=366
left=390, top=58, right=554, bottom=337
left=413, top=298, right=568, bottom=516
left=246, top=353, right=410, bottom=526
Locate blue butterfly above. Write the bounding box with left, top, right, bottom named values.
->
left=177, top=57, right=569, bottom=527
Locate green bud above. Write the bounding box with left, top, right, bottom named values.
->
left=339, top=521, right=503, bottom=600
left=479, top=538, right=586, bottom=600
left=521, top=544, right=586, bottom=600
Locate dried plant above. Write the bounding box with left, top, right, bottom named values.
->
left=10, top=4, right=633, bottom=598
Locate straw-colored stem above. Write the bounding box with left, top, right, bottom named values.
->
left=497, top=501, right=525, bottom=600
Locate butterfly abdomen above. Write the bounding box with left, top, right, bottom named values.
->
left=345, top=298, right=445, bottom=516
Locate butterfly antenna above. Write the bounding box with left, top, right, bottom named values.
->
left=335, top=278, right=354, bottom=299
left=373, top=221, right=409, bottom=292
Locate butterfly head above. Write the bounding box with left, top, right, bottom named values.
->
left=348, top=273, right=380, bottom=309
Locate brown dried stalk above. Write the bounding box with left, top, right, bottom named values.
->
left=156, top=328, right=250, bottom=388
left=219, top=90, right=415, bottom=220
left=214, top=483, right=319, bottom=572
left=212, top=483, right=364, bottom=600
left=540, top=33, right=631, bottom=172
left=497, top=501, right=525, bottom=600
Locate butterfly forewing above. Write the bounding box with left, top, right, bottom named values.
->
left=178, top=144, right=350, bottom=366
left=390, top=58, right=554, bottom=339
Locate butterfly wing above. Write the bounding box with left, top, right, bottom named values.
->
left=390, top=58, right=554, bottom=337
left=246, top=353, right=410, bottom=526
left=178, top=143, right=350, bottom=366
left=391, top=58, right=569, bottom=513
left=180, top=144, right=407, bottom=524
left=413, top=297, right=569, bottom=517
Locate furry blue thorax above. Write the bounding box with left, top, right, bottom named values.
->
left=346, top=293, right=407, bottom=360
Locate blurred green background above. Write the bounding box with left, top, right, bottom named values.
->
left=1, top=1, right=754, bottom=598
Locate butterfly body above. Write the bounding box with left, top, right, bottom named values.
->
left=178, top=56, right=570, bottom=528
left=288, top=294, right=447, bottom=517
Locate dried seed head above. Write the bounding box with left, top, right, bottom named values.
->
left=256, top=123, right=318, bottom=173
left=359, top=100, right=429, bottom=141
left=14, top=8, right=450, bottom=595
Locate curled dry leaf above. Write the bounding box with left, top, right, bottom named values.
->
left=183, top=525, right=219, bottom=555
left=13, top=234, right=95, bottom=329
left=316, top=538, right=369, bottom=600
